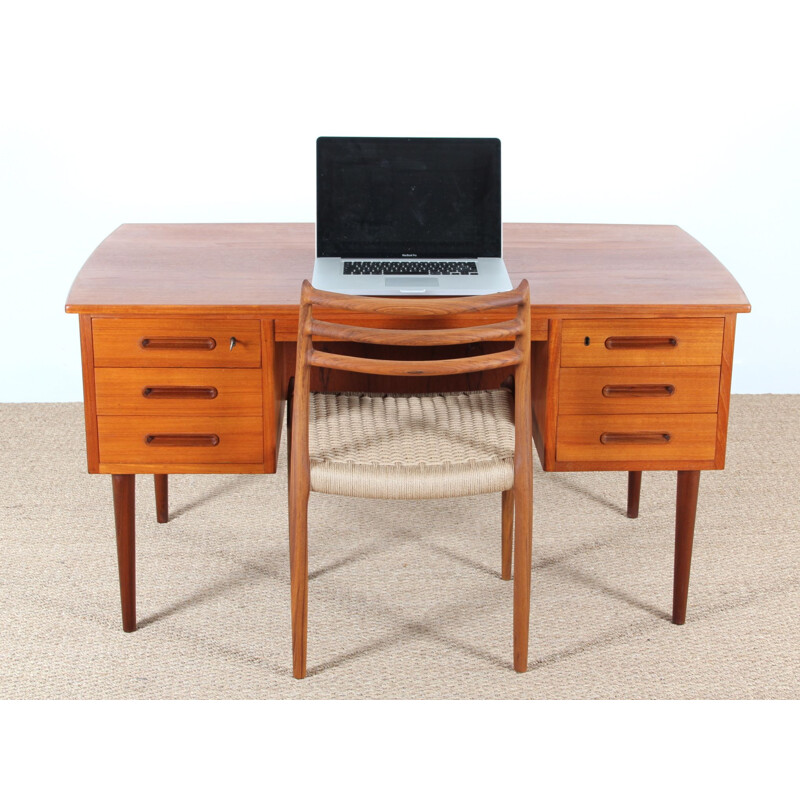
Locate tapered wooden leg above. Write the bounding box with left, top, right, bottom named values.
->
left=289, top=483, right=308, bottom=679
left=627, top=470, right=642, bottom=519
left=513, top=478, right=532, bottom=673
left=673, top=470, right=700, bottom=625
left=501, top=489, right=514, bottom=580
left=154, top=474, right=168, bottom=523
left=112, top=474, right=136, bottom=632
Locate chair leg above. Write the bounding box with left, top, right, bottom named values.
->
left=513, top=477, right=532, bottom=673
left=154, top=474, right=169, bottom=523
left=627, top=470, right=642, bottom=519
left=501, top=489, right=514, bottom=580
left=286, top=378, right=294, bottom=478
left=285, top=377, right=293, bottom=572
left=286, top=387, right=292, bottom=523
left=289, top=481, right=309, bottom=679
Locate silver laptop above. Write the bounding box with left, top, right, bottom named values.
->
left=312, top=137, right=512, bottom=296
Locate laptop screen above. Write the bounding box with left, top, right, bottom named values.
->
left=316, top=137, right=501, bottom=259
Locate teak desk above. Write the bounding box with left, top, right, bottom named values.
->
left=65, top=223, right=750, bottom=636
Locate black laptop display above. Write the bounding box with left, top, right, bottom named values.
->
left=317, top=137, right=501, bottom=258
left=313, top=137, right=511, bottom=295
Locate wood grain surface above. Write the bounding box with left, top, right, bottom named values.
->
left=65, top=223, right=751, bottom=316
left=556, top=413, right=718, bottom=463
left=558, top=366, right=721, bottom=414
left=561, top=318, right=725, bottom=367
left=95, top=368, right=263, bottom=415
left=97, top=415, right=264, bottom=465
left=92, top=318, right=262, bottom=367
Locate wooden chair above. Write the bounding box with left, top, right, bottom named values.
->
left=288, top=280, right=532, bottom=678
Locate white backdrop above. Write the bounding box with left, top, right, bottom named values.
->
left=2, top=0, right=798, bottom=400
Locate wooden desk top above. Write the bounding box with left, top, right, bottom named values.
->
left=65, top=223, right=750, bottom=316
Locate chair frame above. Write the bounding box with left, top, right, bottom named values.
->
left=288, top=279, right=532, bottom=678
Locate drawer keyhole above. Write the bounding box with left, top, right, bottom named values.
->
left=584, top=336, right=590, bottom=346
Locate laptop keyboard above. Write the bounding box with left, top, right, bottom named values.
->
left=343, top=261, right=478, bottom=276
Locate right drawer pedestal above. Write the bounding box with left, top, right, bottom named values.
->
left=554, top=318, right=726, bottom=470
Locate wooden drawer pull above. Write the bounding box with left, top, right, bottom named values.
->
left=602, top=384, right=675, bottom=398
left=604, top=336, right=677, bottom=350
left=144, top=434, right=220, bottom=447
left=142, top=386, right=219, bottom=400
left=140, top=337, right=217, bottom=351
left=600, top=432, right=671, bottom=445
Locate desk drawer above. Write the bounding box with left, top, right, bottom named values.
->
left=556, top=413, right=718, bottom=463
left=558, top=366, right=720, bottom=415
left=561, top=318, right=724, bottom=367
left=97, top=416, right=264, bottom=465
left=95, top=368, right=263, bottom=416
left=93, top=318, right=262, bottom=367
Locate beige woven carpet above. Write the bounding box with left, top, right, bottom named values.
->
left=1, top=397, right=798, bottom=699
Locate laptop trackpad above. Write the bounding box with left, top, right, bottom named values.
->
left=384, top=277, right=439, bottom=290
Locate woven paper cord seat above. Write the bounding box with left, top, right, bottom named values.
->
left=308, top=389, right=515, bottom=499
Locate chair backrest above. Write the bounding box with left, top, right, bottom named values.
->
left=290, top=280, right=532, bottom=492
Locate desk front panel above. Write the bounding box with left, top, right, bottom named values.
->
left=275, top=311, right=549, bottom=342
